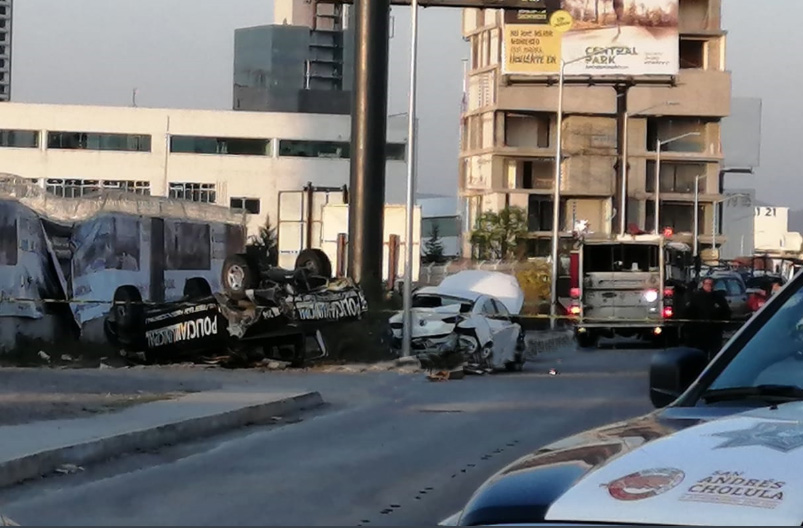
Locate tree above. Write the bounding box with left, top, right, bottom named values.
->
left=469, top=206, right=527, bottom=261
left=248, top=215, right=279, bottom=266
left=423, top=223, right=446, bottom=264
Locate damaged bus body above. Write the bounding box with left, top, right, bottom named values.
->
left=0, top=176, right=246, bottom=350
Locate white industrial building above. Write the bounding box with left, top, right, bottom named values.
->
left=753, top=205, right=803, bottom=255
left=721, top=190, right=802, bottom=259
left=0, top=102, right=409, bottom=235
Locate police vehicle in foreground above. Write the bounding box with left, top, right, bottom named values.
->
left=443, top=268, right=803, bottom=526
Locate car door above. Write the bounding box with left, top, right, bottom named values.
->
left=490, top=298, right=520, bottom=361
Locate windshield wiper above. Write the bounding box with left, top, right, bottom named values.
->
left=701, top=384, right=803, bottom=403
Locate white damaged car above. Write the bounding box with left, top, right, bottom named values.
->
left=389, top=270, right=527, bottom=372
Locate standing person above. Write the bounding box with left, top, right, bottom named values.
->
left=683, top=277, right=731, bottom=359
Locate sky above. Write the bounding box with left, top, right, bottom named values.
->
left=9, top=0, right=790, bottom=205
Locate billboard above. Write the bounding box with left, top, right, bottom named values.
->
left=722, top=97, right=762, bottom=168
left=502, top=0, right=679, bottom=76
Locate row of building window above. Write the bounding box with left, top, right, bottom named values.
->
left=45, top=179, right=152, bottom=198
left=35, top=179, right=263, bottom=215
left=0, top=129, right=407, bottom=160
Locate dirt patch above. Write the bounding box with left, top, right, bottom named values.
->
left=0, top=368, right=219, bottom=425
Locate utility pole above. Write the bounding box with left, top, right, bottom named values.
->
left=348, top=0, right=391, bottom=304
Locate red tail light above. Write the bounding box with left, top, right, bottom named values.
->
left=663, top=287, right=674, bottom=298
left=662, top=306, right=674, bottom=318
left=570, top=287, right=581, bottom=299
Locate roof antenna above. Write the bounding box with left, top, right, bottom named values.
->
left=132, top=88, right=138, bottom=108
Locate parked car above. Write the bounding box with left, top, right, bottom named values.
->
left=441, top=264, right=803, bottom=526
left=388, top=270, right=526, bottom=372
left=704, top=271, right=751, bottom=321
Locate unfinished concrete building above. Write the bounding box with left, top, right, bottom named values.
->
left=0, top=0, right=10, bottom=101
left=459, top=0, right=729, bottom=257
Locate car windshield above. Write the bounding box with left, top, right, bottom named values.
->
left=707, top=283, right=803, bottom=392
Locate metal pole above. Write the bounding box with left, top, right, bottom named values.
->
left=401, top=0, right=420, bottom=358
left=348, top=0, right=391, bottom=304
left=654, top=139, right=661, bottom=234
left=549, top=60, right=565, bottom=331
left=712, top=201, right=717, bottom=251
left=619, top=110, right=629, bottom=235
left=693, top=175, right=699, bottom=256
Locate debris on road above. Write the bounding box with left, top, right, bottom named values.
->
left=316, top=361, right=423, bottom=374
left=427, top=369, right=465, bottom=382
left=260, top=360, right=291, bottom=371
left=55, top=463, right=84, bottom=475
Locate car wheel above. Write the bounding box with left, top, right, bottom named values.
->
left=479, top=342, right=494, bottom=370
left=107, top=286, right=145, bottom=349
left=222, top=254, right=257, bottom=300
left=183, top=277, right=213, bottom=299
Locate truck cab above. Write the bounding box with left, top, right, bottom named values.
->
left=569, top=235, right=693, bottom=348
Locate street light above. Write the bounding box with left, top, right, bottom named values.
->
left=401, top=0, right=420, bottom=358
left=654, top=132, right=701, bottom=234
left=619, top=101, right=678, bottom=235
left=549, top=48, right=609, bottom=331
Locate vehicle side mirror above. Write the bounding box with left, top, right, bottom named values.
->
left=649, top=347, right=709, bottom=408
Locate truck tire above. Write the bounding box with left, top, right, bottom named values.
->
left=222, top=254, right=257, bottom=300
left=576, top=330, right=598, bottom=349
left=295, top=249, right=332, bottom=279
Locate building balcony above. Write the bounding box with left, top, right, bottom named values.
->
left=679, top=0, right=722, bottom=34
left=497, top=83, right=616, bottom=115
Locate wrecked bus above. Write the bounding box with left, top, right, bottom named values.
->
left=0, top=176, right=246, bottom=350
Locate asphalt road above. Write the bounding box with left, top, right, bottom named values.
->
left=0, top=342, right=656, bottom=526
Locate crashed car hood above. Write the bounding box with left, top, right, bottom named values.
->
left=437, top=270, right=524, bottom=315
left=457, top=402, right=803, bottom=526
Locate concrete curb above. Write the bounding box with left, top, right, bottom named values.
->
left=525, top=331, right=575, bottom=360
left=0, top=391, right=324, bottom=489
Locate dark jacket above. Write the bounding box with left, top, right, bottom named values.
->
left=683, top=289, right=731, bottom=355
